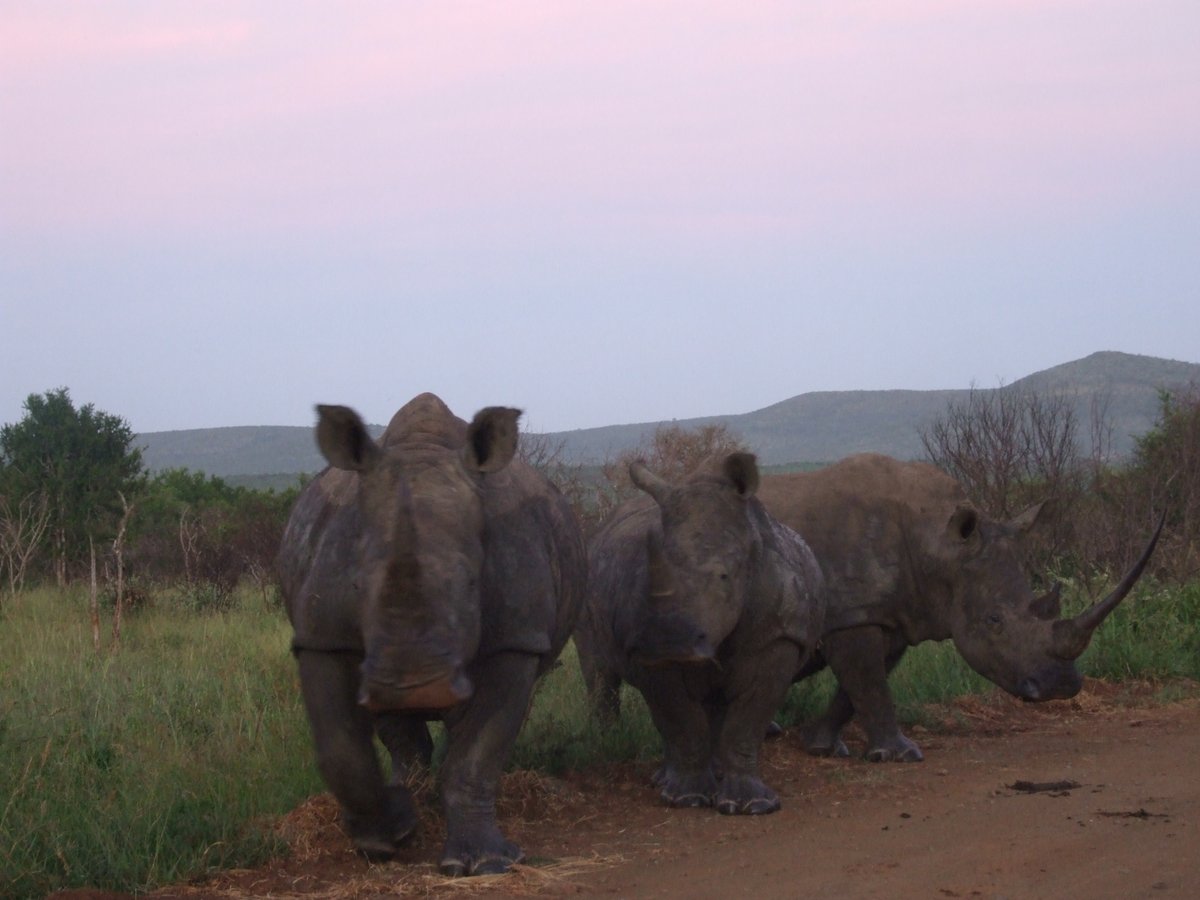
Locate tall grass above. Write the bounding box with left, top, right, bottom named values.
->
left=0, top=586, right=321, bottom=898
left=2, top=577, right=1196, bottom=897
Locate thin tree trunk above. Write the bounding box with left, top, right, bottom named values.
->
left=89, top=536, right=100, bottom=653
left=111, top=492, right=133, bottom=649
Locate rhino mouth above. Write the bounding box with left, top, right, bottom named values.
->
left=1016, top=667, right=1082, bottom=703
left=358, top=670, right=474, bottom=712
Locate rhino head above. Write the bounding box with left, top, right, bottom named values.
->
left=936, top=503, right=1164, bottom=701
left=626, top=453, right=761, bottom=666
left=315, top=402, right=520, bottom=712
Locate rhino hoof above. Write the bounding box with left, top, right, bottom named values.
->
left=716, top=773, right=781, bottom=816
left=864, top=736, right=924, bottom=763
left=716, top=795, right=781, bottom=816
left=800, top=722, right=851, bottom=758
left=765, top=720, right=785, bottom=740
left=345, top=787, right=417, bottom=860
left=667, top=790, right=714, bottom=808
left=439, top=850, right=522, bottom=878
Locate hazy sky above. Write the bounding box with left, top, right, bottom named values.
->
left=2, top=2, right=1198, bottom=435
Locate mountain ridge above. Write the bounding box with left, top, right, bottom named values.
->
left=136, top=351, right=1200, bottom=477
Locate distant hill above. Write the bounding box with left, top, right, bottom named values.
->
left=136, top=352, right=1200, bottom=477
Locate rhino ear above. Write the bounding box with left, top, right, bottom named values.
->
left=316, top=404, right=380, bottom=472
left=722, top=452, right=759, bottom=498
left=946, top=505, right=979, bottom=542
left=464, top=407, right=521, bottom=474
left=1009, top=499, right=1053, bottom=534
left=630, top=461, right=671, bottom=503
left=1029, top=583, right=1063, bottom=621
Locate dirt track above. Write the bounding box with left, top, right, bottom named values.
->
left=68, top=681, right=1199, bottom=900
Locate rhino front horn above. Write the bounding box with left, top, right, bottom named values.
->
left=1052, top=510, right=1166, bottom=660
left=646, top=529, right=675, bottom=599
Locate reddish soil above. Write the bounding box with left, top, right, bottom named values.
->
left=64, top=680, right=1200, bottom=899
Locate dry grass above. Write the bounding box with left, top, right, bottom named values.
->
left=153, top=769, right=616, bottom=899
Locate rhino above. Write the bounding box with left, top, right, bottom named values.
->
left=575, top=453, right=825, bottom=814
left=756, top=453, right=1164, bottom=762
left=277, top=393, right=585, bottom=875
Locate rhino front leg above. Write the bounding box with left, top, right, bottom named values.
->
left=713, top=640, right=800, bottom=815
left=296, top=651, right=417, bottom=858
left=820, top=627, right=923, bottom=762
left=438, top=651, right=539, bottom=877
left=636, top=668, right=719, bottom=808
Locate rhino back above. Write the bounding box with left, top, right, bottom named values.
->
left=577, top=496, right=659, bottom=674
left=757, top=454, right=963, bottom=632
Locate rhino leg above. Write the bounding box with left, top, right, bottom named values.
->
left=711, top=640, right=800, bottom=815
left=438, top=651, right=539, bottom=877
left=296, top=651, right=417, bottom=859
left=375, top=713, right=433, bottom=785
left=579, top=651, right=622, bottom=724
left=818, top=627, right=923, bottom=763
left=637, top=669, right=719, bottom=808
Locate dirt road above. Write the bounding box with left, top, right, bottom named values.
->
left=137, top=682, right=1199, bottom=899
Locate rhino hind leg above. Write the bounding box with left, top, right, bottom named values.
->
left=296, top=651, right=417, bottom=858
left=438, top=651, right=541, bottom=877
left=818, top=627, right=923, bottom=763
left=374, top=713, right=434, bottom=785
left=800, top=689, right=853, bottom=759
left=580, top=653, right=622, bottom=724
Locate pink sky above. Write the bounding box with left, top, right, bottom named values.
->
left=1, top=2, right=1197, bottom=433
left=4, top=1, right=1195, bottom=238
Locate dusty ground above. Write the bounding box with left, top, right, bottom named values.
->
left=60, top=680, right=1200, bottom=899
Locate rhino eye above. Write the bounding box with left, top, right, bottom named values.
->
left=986, top=612, right=1004, bottom=633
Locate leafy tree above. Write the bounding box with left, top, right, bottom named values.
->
left=0, top=388, right=144, bottom=584
left=127, top=468, right=298, bottom=605
left=1104, top=387, right=1200, bottom=580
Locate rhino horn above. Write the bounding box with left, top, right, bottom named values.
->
left=1052, top=510, right=1166, bottom=660
left=646, top=529, right=675, bottom=600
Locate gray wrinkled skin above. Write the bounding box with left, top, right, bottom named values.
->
left=277, top=393, right=585, bottom=876
left=757, top=453, right=1153, bottom=763
left=575, top=453, right=825, bottom=815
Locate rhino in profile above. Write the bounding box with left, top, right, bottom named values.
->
left=277, top=393, right=585, bottom=875
left=575, top=453, right=825, bottom=814
left=756, top=453, right=1163, bottom=762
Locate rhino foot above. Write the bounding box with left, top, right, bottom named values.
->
left=801, top=723, right=850, bottom=759
left=715, top=773, right=781, bottom=816
left=864, top=734, right=924, bottom=763
left=765, top=720, right=785, bottom=740
left=344, top=785, right=417, bottom=861
left=439, top=834, right=523, bottom=877
left=654, top=764, right=718, bottom=808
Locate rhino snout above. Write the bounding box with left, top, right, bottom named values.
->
left=630, top=628, right=716, bottom=667
left=1016, top=665, right=1082, bottom=703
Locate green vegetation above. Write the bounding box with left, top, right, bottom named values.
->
left=0, top=587, right=320, bottom=898
left=4, top=578, right=1198, bottom=897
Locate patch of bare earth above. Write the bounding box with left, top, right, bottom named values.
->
left=74, top=679, right=1200, bottom=899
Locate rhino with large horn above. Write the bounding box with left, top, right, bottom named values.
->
left=277, top=394, right=585, bottom=875
left=575, top=453, right=825, bottom=814
left=756, top=453, right=1163, bottom=763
